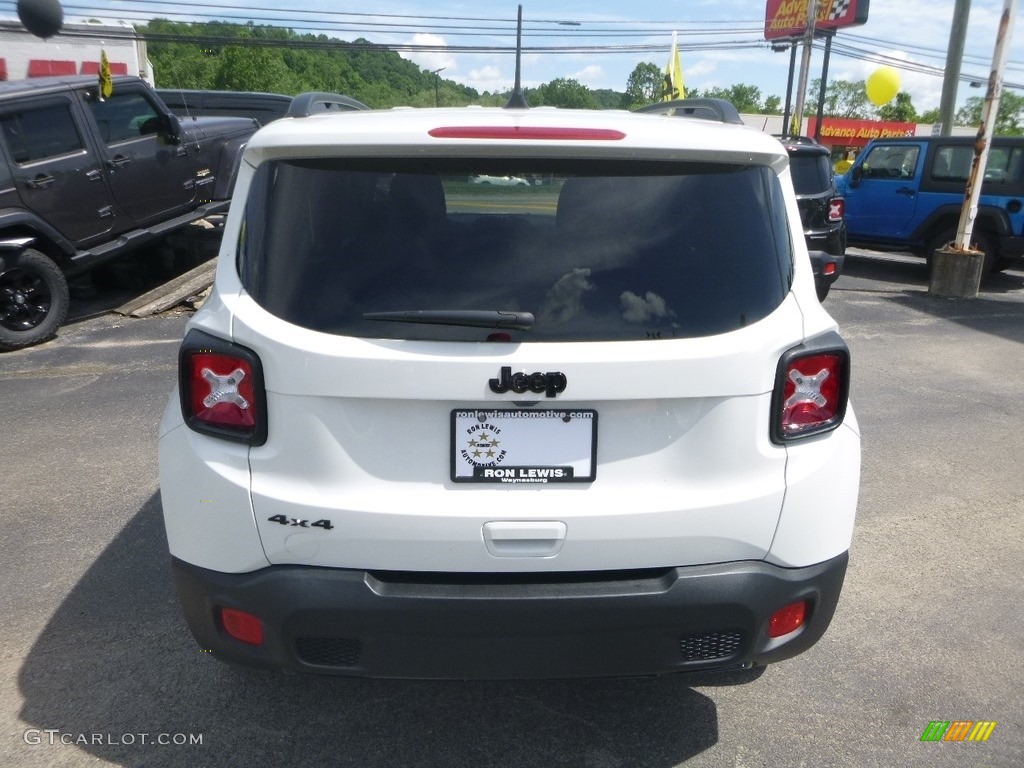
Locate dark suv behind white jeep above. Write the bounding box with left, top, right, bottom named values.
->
left=0, top=75, right=258, bottom=350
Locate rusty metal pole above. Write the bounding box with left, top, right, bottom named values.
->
left=929, top=0, right=1018, bottom=298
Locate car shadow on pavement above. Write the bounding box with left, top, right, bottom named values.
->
left=838, top=252, right=931, bottom=290
left=17, top=494, right=739, bottom=768
left=839, top=252, right=1024, bottom=295
left=885, top=291, right=1024, bottom=346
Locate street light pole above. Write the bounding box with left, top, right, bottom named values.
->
left=431, top=67, right=446, bottom=107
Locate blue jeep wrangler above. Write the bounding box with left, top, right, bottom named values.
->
left=836, top=136, right=1024, bottom=273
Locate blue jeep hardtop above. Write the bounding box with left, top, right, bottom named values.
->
left=836, top=135, right=1024, bottom=272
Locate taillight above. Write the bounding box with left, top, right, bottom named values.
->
left=828, top=197, right=845, bottom=222
left=179, top=329, right=267, bottom=445
left=771, top=334, right=850, bottom=443
left=428, top=126, right=626, bottom=141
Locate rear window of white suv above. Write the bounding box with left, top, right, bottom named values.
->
left=238, top=158, right=794, bottom=342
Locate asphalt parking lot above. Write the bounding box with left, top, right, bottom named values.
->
left=1, top=249, right=1022, bottom=767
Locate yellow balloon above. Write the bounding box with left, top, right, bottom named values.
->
left=866, top=67, right=901, bottom=106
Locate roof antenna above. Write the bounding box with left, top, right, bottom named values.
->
left=504, top=4, right=529, bottom=109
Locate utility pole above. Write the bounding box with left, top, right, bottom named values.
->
left=780, top=42, right=798, bottom=136
left=813, top=32, right=834, bottom=142
left=929, top=0, right=1018, bottom=298
left=791, top=0, right=818, bottom=136
left=938, top=0, right=971, bottom=136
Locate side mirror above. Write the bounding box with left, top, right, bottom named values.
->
left=159, top=113, right=182, bottom=145
left=850, top=166, right=862, bottom=187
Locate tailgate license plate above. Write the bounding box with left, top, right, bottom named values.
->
left=451, top=409, right=598, bottom=483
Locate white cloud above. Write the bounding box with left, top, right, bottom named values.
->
left=568, top=65, right=604, bottom=86
left=400, top=33, right=457, bottom=74
left=620, top=291, right=674, bottom=324
left=466, top=64, right=506, bottom=92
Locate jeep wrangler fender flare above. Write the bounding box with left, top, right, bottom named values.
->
left=0, top=209, right=76, bottom=266
left=913, top=204, right=1013, bottom=248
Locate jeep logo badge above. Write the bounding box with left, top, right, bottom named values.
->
left=489, top=366, right=567, bottom=398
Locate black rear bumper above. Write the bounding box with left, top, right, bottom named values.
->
left=172, top=553, right=848, bottom=679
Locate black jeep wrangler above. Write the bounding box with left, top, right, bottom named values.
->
left=0, top=75, right=258, bottom=350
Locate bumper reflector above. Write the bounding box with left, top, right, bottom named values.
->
left=219, top=607, right=264, bottom=646
left=768, top=600, right=809, bottom=638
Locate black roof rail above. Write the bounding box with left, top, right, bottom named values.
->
left=287, top=92, right=369, bottom=118
left=634, top=98, right=743, bottom=125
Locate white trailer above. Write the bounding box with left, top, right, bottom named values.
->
left=0, top=19, right=152, bottom=84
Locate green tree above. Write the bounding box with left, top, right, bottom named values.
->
left=876, top=92, right=918, bottom=122
left=213, top=39, right=304, bottom=94
left=955, top=91, right=1024, bottom=135
left=811, top=78, right=872, bottom=119
left=529, top=78, right=599, bottom=109
left=700, top=84, right=765, bottom=113
left=624, top=62, right=663, bottom=108
left=592, top=89, right=625, bottom=110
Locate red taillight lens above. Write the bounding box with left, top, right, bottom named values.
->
left=179, top=330, right=266, bottom=445
left=219, top=607, right=264, bottom=646
left=187, top=353, right=256, bottom=430
left=768, top=600, right=808, bottom=638
left=428, top=126, right=626, bottom=141
left=772, top=338, right=849, bottom=443
left=783, top=354, right=842, bottom=433
left=828, top=197, right=845, bottom=222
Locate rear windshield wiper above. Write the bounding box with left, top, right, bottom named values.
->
left=363, top=310, right=535, bottom=331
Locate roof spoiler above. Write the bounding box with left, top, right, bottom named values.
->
left=287, top=92, right=369, bottom=118
left=635, top=98, right=743, bottom=125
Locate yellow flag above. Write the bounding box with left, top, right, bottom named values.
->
left=99, top=49, right=113, bottom=99
left=662, top=33, right=684, bottom=101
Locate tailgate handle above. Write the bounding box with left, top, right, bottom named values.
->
left=483, top=521, right=566, bottom=558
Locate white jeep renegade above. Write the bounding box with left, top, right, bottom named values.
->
left=158, top=97, right=860, bottom=679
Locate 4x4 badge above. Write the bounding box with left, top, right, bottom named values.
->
left=489, top=366, right=567, bottom=398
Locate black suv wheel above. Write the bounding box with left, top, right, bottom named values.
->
left=0, top=249, right=70, bottom=351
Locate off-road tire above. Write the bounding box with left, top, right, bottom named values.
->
left=0, top=248, right=70, bottom=351
left=926, top=227, right=995, bottom=274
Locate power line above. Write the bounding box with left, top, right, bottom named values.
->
left=47, top=25, right=764, bottom=55
left=7, top=1, right=765, bottom=38
left=843, top=32, right=1023, bottom=72
left=3, top=1, right=1020, bottom=92
left=38, top=0, right=770, bottom=27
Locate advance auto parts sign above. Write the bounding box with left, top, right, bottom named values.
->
left=765, top=0, right=870, bottom=41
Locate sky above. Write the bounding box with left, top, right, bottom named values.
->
left=2, top=0, right=1023, bottom=112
